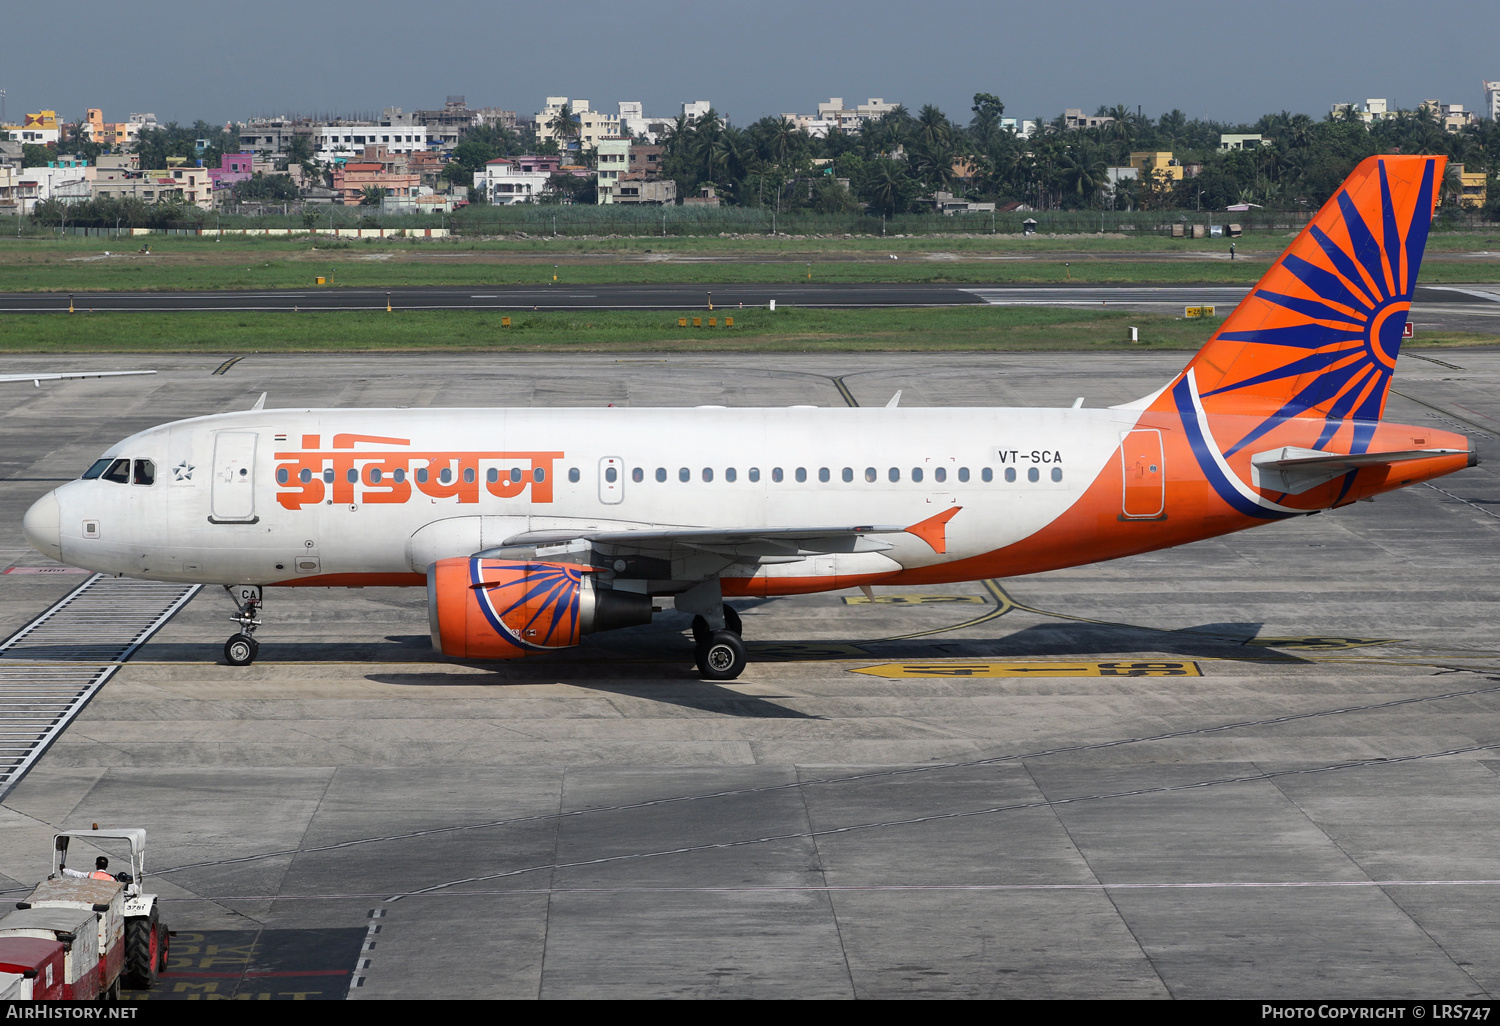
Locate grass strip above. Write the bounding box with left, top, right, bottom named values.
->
left=1, top=306, right=1495, bottom=354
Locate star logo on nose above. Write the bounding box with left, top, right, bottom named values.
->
left=172, top=461, right=194, bottom=481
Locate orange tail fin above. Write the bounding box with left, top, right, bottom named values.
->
left=1179, top=155, right=1442, bottom=457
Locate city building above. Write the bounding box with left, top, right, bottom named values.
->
left=535, top=98, right=621, bottom=151
left=594, top=137, right=629, bottom=204
left=315, top=123, right=431, bottom=163
left=628, top=145, right=664, bottom=174
left=612, top=173, right=676, bottom=205
left=91, top=159, right=215, bottom=209
left=1129, top=151, right=1184, bottom=182
left=1000, top=117, right=1037, bottom=139
left=617, top=102, right=675, bottom=143
left=1064, top=108, right=1114, bottom=131
left=1330, top=99, right=1394, bottom=123
left=681, top=100, right=712, bottom=124
left=930, top=190, right=995, bottom=215
left=237, top=117, right=311, bottom=156
left=330, top=161, right=420, bottom=205
left=1486, top=81, right=1500, bottom=120
left=81, top=109, right=158, bottom=149
left=476, top=158, right=552, bottom=204
left=1452, top=164, right=1489, bottom=210
left=1419, top=100, right=1476, bottom=133
left=1219, top=134, right=1266, bottom=150
left=4, top=111, right=62, bottom=146
left=207, top=152, right=257, bottom=193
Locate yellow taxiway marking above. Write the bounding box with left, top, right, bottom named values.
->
left=852, top=660, right=1202, bottom=679
left=844, top=595, right=986, bottom=605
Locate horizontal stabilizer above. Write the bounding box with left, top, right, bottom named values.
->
left=1250, top=446, right=1469, bottom=494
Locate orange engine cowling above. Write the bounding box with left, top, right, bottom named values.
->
left=428, top=557, right=653, bottom=659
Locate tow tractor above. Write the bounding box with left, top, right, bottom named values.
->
left=46, top=828, right=169, bottom=990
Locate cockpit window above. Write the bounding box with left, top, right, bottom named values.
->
left=82, top=458, right=113, bottom=480
left=101, top=459, right=131, bottom=484
left=133, top=459, right=155, bottom=486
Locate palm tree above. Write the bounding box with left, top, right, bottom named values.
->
left=547, top=106, right=581, bottom=150
left=359, top=185, right=384, bottom=206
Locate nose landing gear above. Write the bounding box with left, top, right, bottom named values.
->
left=222, top=585, right=263, bottom=666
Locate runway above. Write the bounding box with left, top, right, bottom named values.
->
left=0, top=350, right=1498, bottom=998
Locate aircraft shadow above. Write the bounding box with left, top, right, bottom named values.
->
left=863, top=621, right=1315, bottom=664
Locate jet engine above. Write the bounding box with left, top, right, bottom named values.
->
left=428, top=557, right=653, bottom=659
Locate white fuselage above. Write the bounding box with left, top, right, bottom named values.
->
left=32, top=405, right=1137, bottom=590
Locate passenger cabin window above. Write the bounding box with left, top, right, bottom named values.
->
left=748, top=468, right=760, bottom=482
left=983, top=468, right=994, bottom=482
left=568, top=468, right=581, bottom=483
left=632, top=467, right=644, bottom=483
left=101, top=459, right=131, bottom=484
left=1028, top=467, right=1040, bottom=482
left=818, top=468, right=830, bottom=483
left=888, top=468, right=900, bottom=483
left=1051, top=467, right=1063, bottom=482
left=656, top=467, right=667, bottom=483
left=911, top=467, right=923, bottom=483
left=772, top=468, right=783, bottom=483
left=1004, top=468, right=1016, bottom=482
left=795, top=468, right=807, bottom=483
left=678, top=467, right=690, bottom=483
left=934, top=467, right=946, bottom=483
left=725, top=468, right=737, bottom=483
left=958, top=467, right=970, bottom=482
left=842, top=468, right=853, bottom=483
left=865, top=467, right=877, bottom=482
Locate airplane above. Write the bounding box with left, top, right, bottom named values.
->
left=20, top=155, right=1477, bottom=680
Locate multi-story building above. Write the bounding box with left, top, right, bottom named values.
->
left=476, top=158, right=551, bottom=204
left=617, top=102, right=676, bottom=143
left=1451, top=164, right=1489, bottom=210
left=316, top=123, right=431, bottom=163
left=207, top=152, right=258, bottom=193
left=681, top=100, right=712, bottom=123
left=1486, top=81, right=1500, bottom=121
left=628, top=145, right=664, bottom=174
left=4, top=111, right=62, bottom=146
left=1219, top=134, right=1266, bottom=150
left=237, top=117, right=311, bottom=157
left=81, top=109, right=158, bottom=149
left=330, top=161, right=420, bottom=205
left=1419, top=100, right=1476, bottom=133
left=535, top=98, right=621, bottom=151
left=91, top=159, right=215, bottom=209
left=594, top=138, right=629, bottom=203
left=1129, top=151, right=1184, bottom=183
left=1330, top=99, right=1395, bottom=123
left=1063, top=108, right=1116, bottom=131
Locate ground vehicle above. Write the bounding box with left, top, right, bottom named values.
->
left=47, top=828, right=170, bottom=990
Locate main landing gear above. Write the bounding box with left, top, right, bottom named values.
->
left=691, top=604, right=746, bottom=681
left=222, top=585, right=263, bottom=666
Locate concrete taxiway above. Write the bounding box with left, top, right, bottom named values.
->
left=0, top=350, right=1498, bottom=999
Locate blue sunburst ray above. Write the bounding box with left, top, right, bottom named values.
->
left=1211, top=323, right=1364, bottom=358
left=1403, top=161, right=1436, bottom=299
left=1254, top=289, right=1368, bottom=328
left=1203, top=342, right=1363, bottom=400
left=1311, top=366, right=1379, bottom=449
left=1309, top=225, right=1380, bottom=308
left=1336, top=191, right=1391, bottom=302
left=1223, top=357, right=1372, bottom=456
left=1281, top=254, right=1374, bottom=316
left=1380, top=163, right=1403, bottom=296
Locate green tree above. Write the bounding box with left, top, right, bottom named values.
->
left=359, top=185, right=385, bottom=206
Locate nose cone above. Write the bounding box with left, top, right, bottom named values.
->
left=23, top=491, right=62, bottom=562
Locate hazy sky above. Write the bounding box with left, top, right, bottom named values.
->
left=3, top=0, right=1495, bottom=128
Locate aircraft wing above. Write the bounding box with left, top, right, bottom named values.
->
left=0, top=370, right=156, bottom=386
left=1251, top=446, right=1473, bottom=494
left=495, top=508, right=963, bottom=557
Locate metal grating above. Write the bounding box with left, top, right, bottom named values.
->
left=0, top=574, right=201, bottom=800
